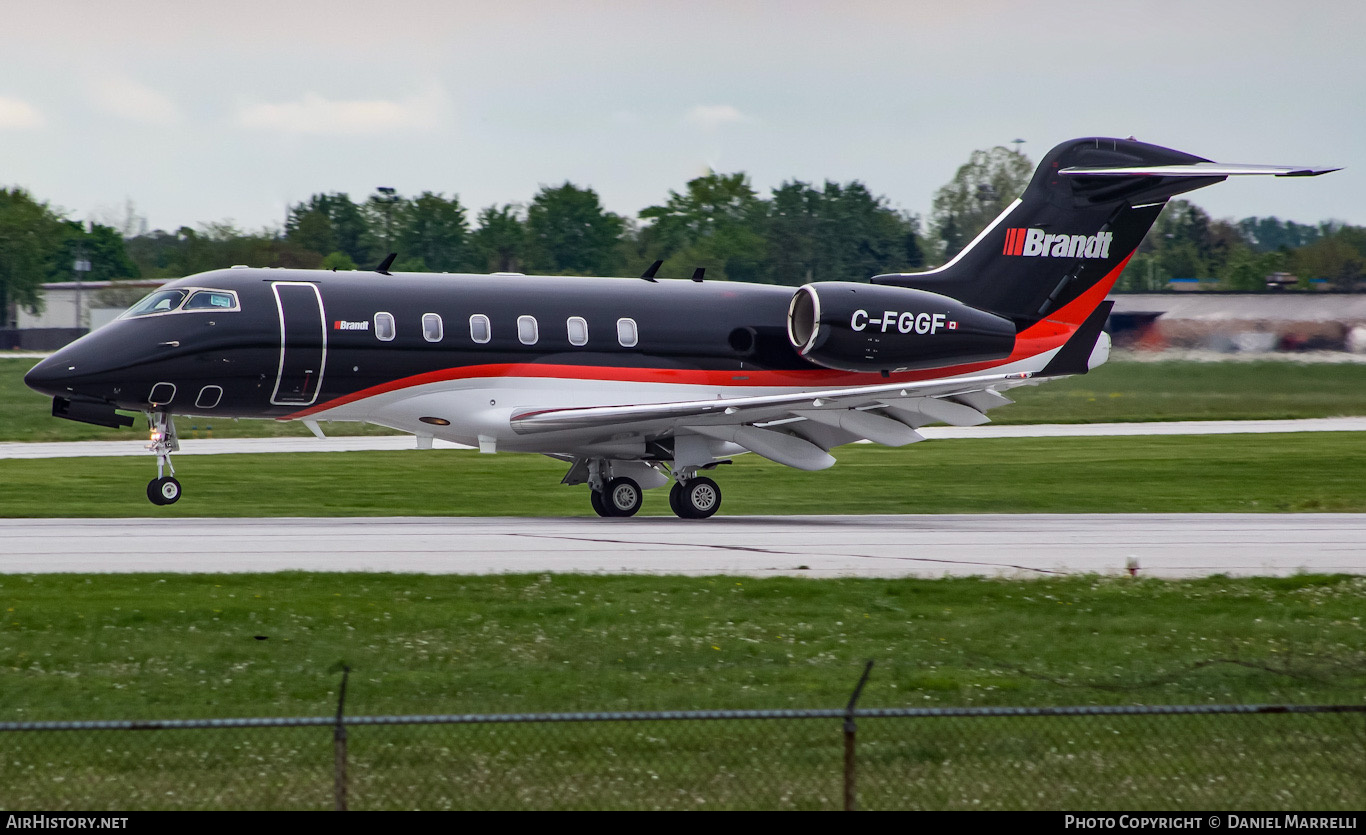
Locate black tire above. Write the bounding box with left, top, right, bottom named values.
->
left=676, top=477, right=721, bottom=519
left=147, top=477, right=181, bottom=506
left=668, top=481, right=685, bottom=517
left=589, top=488, right=612, bottom=517
left=603, top=477, right=642, bottom=517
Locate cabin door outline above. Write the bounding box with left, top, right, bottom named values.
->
left=270, top=282, right=327, bottom=407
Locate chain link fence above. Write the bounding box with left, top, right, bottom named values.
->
left=4, top=700, right=1362, bottom=810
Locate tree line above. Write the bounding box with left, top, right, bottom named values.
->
left=4, top=146, right=1366, bottom=325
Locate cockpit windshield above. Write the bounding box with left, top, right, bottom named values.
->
left=123, top=290, right=189, bottom=317
left=121, top=288, right=239, bottom=319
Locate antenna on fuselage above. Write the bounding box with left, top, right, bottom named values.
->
left=375, top=253, right=397, bottom=275
left=640, top=260, right=662, bottom=282
left=691, top=268, right=705, bottom=282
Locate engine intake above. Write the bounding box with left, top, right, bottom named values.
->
left=787, top=282, right=1016, bottom=373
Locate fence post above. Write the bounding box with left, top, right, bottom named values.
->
left=334, top=666, right=350, bottom=812
left=843, top=660, right=874, bottom=812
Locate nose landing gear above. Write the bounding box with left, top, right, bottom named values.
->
left=145, top=411, right=182, bottom=505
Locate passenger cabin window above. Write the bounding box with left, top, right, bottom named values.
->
left=517, top=315, right=539, bottom=346
left=469, top=314, right=491, bottom=344
left=375, top=312, right=396, bottom=341
left=617, top=317, right=639, bottom=348
left=567, top=316, right=589, bottom=346
left=422, top=313, right=443, bottom=342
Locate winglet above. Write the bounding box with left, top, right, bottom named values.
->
left=640, top=260, right=662, bottom=282
left=375, top=253, right=397, bottom=275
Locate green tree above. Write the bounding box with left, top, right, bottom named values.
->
left=395, top=191, right=469, bottom=272
left=1291, top=233, right=1365, bottom=288
left=524, top=183, right=624, bottom=275
left=59, top=222, right=139, bottom=283
left=1237, top=216, right=1321, bottom=252
left=764, top=180, right=922, bottom=285
left=285, top=193, right=369, bottom=265
left=469, top=204, right=526, bottom=273
left=320, top=251, right=357, bottom=271
left=639, top=171, right=766, bottom=282
left=0, top=188, right=68, bottom=326
left=928, top=146, right=1032, bottom=262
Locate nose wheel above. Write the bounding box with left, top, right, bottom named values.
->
left=145, top=411, right=182, bottom=505
left=148, top=476, right=182, bottom=505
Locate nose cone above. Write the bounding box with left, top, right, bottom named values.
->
left=23, top=353, right=74, bottom=397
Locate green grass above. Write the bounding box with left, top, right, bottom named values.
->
left=2, top=432, right=1364, bottom=517
left=5, top=355, right=1366, bottom=443
left=3, top=572, right=1362, bottom=718
left=995, top=358, right=1366, bottom=424
left=2, top=573, right=1363, bottom=809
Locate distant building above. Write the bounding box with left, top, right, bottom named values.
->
left=4, top=279, right=168, bottom=351
left=1109, top=293, right=1366, bottom=353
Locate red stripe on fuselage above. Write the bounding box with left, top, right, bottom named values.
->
left=284, top=252, right=1135, bottom=420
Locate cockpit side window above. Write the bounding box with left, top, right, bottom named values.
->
left=123, top=290, right=189, bottom=318
left=184, top=290, right=239, bottom=311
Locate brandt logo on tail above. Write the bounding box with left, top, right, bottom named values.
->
left=1003, top=228, right=1113, bottom=259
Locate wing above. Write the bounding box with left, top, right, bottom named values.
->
left=511, top=370, right=1033, bottom=471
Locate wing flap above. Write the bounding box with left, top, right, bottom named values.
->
left=508, top=371, right=1031, bottom=436
left=687, top=425, right=836, bottom=471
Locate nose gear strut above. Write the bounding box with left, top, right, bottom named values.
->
left=145, top=411, right=182, bottom=505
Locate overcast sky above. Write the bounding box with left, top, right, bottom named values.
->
left=1, top=1, right=1360, bottom=236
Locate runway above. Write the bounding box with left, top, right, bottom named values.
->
left=2, top=514, right=1362, bottom=578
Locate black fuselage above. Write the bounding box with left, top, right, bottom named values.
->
left=24, top=268, right=814, bottom=419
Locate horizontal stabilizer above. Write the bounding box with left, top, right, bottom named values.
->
left=1061, top=162, right=1339, bottom=178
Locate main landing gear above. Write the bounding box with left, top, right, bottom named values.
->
left=590, top=477, right=644, bottom=517
left=669, top=476, right=721, bottom=519
left=145, top=411, right=182, bottom=506
left=583, top=458, right=722, bottom=519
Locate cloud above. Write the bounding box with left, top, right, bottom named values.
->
left=0, top=96, right=44, bottom=129
left=684, top=104, right=751, bottom=131
left=237, top=87, right=447, bottom=135
left=89, top=77, right=180, bottom=125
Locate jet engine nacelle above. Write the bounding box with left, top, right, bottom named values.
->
left=786, top=282, right=1016, bottom=373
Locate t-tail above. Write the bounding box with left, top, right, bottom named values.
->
left=785, top=138, right=1334, bottom=376
left=873, top=137, right=1338, bottom=329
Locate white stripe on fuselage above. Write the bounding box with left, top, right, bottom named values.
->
left=295, top=348, right=1062, bottom=455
